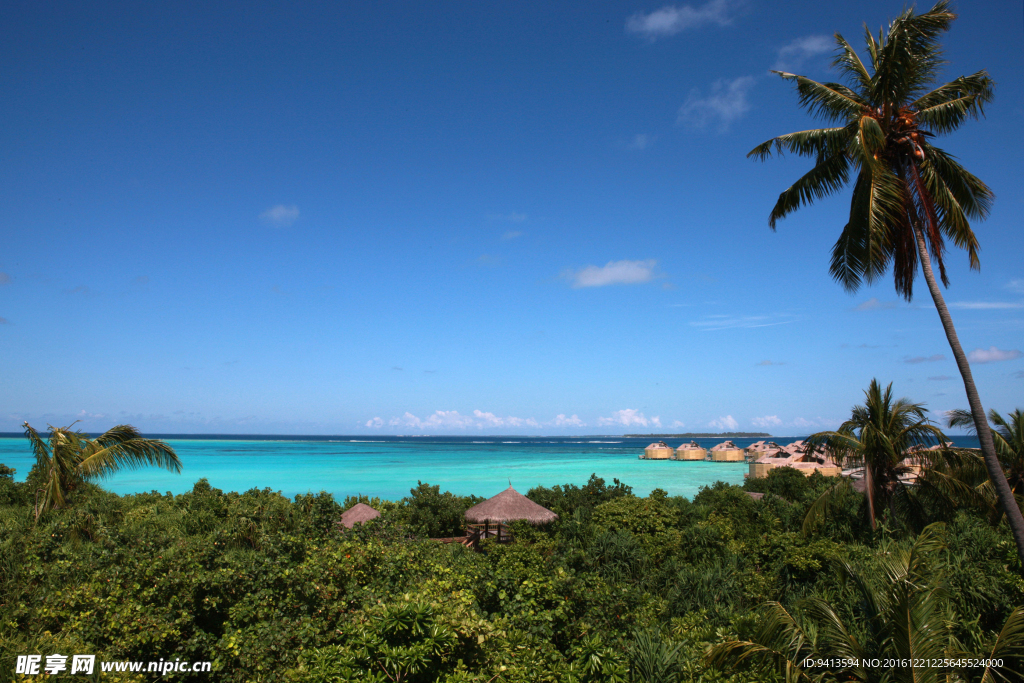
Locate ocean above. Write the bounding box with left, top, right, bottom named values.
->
left=0, top=434, right=982, bottom=501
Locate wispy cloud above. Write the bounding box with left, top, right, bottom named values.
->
left=1006, top=280, right=1024, bottom=294
left=792, top=417, right=815, bottom=429
left=678, top=76, right=755, bottom=132
left=384, top=409, right=545, bottom=431
left=757, top=360, right=784, bottom=366
left=928, top=375, right=953, bottom=381
left=855, top=297, right=897, bottom=311
left=551, top=414, right=586, bottom=427
left=626, top=0, right=736, bottom=39
left=708, top=415, right=738, bottom=431
left=260, top=204, right=300, bottom=227
left=0, top=272, right=10, bottom=285
left=598, top=409, right=660, bottom=428
left=623, top=133, right=654, bottom=150
left=774, top=35, right=832, bottom=71
left=751, top=415, right=781, bottom=428
left=968, top=346, right=1022, bottom=364
left=904, top=354, right=945, bottom=364
left=501, top=230, right=524, bottom=240
left=473, top=410, right=540, bottom=428
left=365, top=417, right=384, bottom=428
left=671, top=420, right=686, bottom=428
left=948, top=301, right=1024, bottom=310
left=565, top=259, right=657, bottom=288
left=389, top=410, right=475, bottom=430
left=690, top=313, right=796, bottom=332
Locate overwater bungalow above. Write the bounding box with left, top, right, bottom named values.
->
left=642, top=441, right=674, bottom=459
left=674, top=440, right=707, bottom=461
left=340, top=503, right=380, bottom=529
left=745, top=440, right=783, bottom=461
left=748, top=440, right=841, bottom=478
left=710, top=440, right=745, bottom=462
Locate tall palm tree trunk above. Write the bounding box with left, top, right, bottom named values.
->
left=912, top=222, right=1024, bottom=563
left=865, top=462, right=876, bottom=531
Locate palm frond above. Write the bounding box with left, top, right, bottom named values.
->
left=802, top=476, right=855, bottom=536
left=748, top=126, right=851, bottom=160
left=705, top=602, right=816, bottom=683
left=832, top=33, right=872, bottom=91
left=773, top=72, right=867, bottom=123
left=979, top=606, right=1024, bottom=683
left=920, top=143, right=994, bottom=221
left=767, top=153, right=850, bottom=229
left=78, top=431, right=182, bottom=481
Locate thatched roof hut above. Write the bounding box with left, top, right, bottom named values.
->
left=464, top=486, right=558, bottom=525
left=710, top=440, right=745, bottom=461
left=643, top=441, right=674, bottom=460
left=340, top=502, right=381, bottom=529
left=674, top=440, right=707, bottom=460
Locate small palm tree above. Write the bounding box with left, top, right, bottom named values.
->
left=946, top=408, right=1024, bottom=521
left=24, top=421, right=181, bottom=520
left=805, top=379, right=946, bottom=532
left=749, top=0, right=1024, bottom=561
left=707, top=523, right=1024, bottom=683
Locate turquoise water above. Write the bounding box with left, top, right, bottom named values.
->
left=0, top=434, right=981, bottom=502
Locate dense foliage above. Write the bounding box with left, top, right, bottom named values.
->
left=1, top=465, right=1021, bottom=682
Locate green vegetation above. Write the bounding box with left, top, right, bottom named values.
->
left=750, top=0, right=1024, bottom=560
left=1, top=459, right=1021, bottom=682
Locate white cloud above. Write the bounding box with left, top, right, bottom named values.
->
left=968, top=347, right=1022, bottom=364
left=626, top=0, right=735, bottom=39
left=708, top=415, right=738, bottom=431
left=855, top=297, right=897, bottom=311
left=598, top=409, right=656, bottom=427
left=948, top=301, right=1024, bottom=310
left=624, top=133, right=653, bottom=150
left=472, top=410, right=540, bottom=428
left=551, top=414, right=586, bottom=427
left=678, top=76, right=755, bottom=132
left=774, top=35, right=833, bottom=71
left=671, top=420, right=686, bottom=428
left=260, top=204, right=300, bottom=227
left=751, top=415, right=781, bottom=428
left=690, top=313, right=796, bottom=331
left=365, top=417, right=384, bottom=428
left=792, top=417, right=815, bottom=429
left=501, top=230, right=524, bottom=240
left=904, top=354, right=945, bottom=364
left=566, top=259, right=657, bottom=288
left=389, top=411, right=476, bottom=430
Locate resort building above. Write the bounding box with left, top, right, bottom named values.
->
left=460, top=486, right=559, bottom=546
left=710, top=440, right=745, bottom=462
left=674, top=441, right=707, bottom=461
left=898, top=442, right=954, bottom=483
left=745, top=440, right=783, bottom=461
left=642, top=441, right=674, bottom=459
left=748, top=440, right=842, bottom=478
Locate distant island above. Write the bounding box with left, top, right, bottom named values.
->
left=624, top=432, right=772, bottom=438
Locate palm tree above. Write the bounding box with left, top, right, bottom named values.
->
left=749, top=0, right=1024, bottom=561
left=804, top=379, right=946, bottom=532
left=707, top=523, right=1024, bottom=683
left=24, top=421, right=181, bottom=520
left=947, top=408, right=1024, bottom=520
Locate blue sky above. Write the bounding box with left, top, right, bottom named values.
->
left=1, top=0, right=1021, bottom=435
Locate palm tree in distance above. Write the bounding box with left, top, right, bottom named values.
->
left=804, top=379, right=947, bottom=532
left=749, top=1, right=1024, bottom=560
left=24, top=421, right=182, bottom=521
left=947, top=407, right=1024, bottom=521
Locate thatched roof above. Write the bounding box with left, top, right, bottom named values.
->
left=464, top=486, right=559, bottom=525
left=340, top=503, right=380, bottom=529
